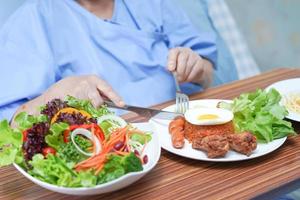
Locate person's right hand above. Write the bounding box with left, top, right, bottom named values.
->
left=45, top=75, right=125, bottom=107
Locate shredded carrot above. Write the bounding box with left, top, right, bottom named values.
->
left=75, top=126, right=129, bottom=174
left=74, top=125, right=150, bottom=175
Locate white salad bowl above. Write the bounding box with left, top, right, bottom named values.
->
left=13, top=122, right=161, bottom=195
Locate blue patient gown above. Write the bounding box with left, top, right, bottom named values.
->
left=0, top=0, right=217, bottom=120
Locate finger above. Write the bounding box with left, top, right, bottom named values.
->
left=176, top=52, right=189, bottom=82
left=88, top=89, right=103, bottom=108
left=95, top=79, right=125, bottom=107
left=167, top=48, right=180, bottom=71
left=186, top=59, right=204, bottom=83
left=183, top=54, right=198, bottom=82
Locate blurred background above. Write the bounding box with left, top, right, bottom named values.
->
left=0, top=0, right=299, bottom=73
left=226, top=0, right=300, bottom=72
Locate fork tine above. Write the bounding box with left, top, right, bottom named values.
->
left=178, top=96, right=182, bottom=114
left=182, top=98, right=186, bottom=113
left=175, top=96, right=179, bottom=113
left=184, top=96, right=189, bottom=113
left=172, top=72, right=189, bottom=114
left=182, top=99, right=186, bottom=113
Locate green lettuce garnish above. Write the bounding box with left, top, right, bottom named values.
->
left=130, top=132, right=152, bottom=145
left=65, top=95, right=111, bottom=118
left=220, top=89, right=296, bottom=142
left=29, top=154, right=96, bottom=187
left=45, top=122, right=69, bottom=150
left=14, top=112, right=47, bottom=131
left=0, top=120, right=22, bottom=166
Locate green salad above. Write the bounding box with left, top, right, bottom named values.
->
left=219, top=89, right=296, bottom=142
left=0, top=96, right=151, bottom=187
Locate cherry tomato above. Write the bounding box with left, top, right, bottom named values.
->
left=42, top=147, right=56, bottom=157
left=22, top=130, right=28, bottom=142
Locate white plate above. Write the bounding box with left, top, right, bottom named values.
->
left=14, top=122, right=161, bottom=195
left=266, top=78, right=300, bottom=122
left=150, top=99, right=286, bottom=162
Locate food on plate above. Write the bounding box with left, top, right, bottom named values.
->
left=168, top=107, right=257, bottom=158
left=184, top=121, right=235, bottom=143
left=192, top=132, right=257, bottom=158
left=184, top=107, right=234, bottom=126
left=192, top=135, right=229, bottom=158
left=183, top=107, right=234, bottom=142
left=282, top=92, right=300, bottom=114
left=218, top=89, right=296, bottom=142
left=168, top=116, right=185, bottom=149
left=227, top=132, right=257, bottom=156
left=0, top=96, right=152, bottom=188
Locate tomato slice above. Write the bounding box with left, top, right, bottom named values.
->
left=69, top=123, right=105, bottom=141
left=63, top=130, right=70, bottom=143
left=42, top=147, right=57, bottom=156
left=93, top=125, right=105, bottom=141
left=22, top=130, right=28, bottom=142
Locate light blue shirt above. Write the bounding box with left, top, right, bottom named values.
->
left=0, top=0, right=217, bottom=120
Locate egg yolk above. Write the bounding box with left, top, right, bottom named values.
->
left=197, top=114, right=219, bottom=120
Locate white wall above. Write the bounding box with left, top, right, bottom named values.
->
left=226, top=0, right=300, bottom=71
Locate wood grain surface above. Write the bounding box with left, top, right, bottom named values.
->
left=1, top=68, right=300, bottom=200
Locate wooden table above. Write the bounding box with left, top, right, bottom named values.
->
left=1, top=68, right=300, bottom=200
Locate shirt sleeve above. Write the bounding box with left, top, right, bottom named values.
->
left=0, top=1, right=56, bottom=120
left=161, top=0, right=217, bottom=67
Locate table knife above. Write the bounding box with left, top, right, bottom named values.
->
left=103, top=100, right=182, bottom=120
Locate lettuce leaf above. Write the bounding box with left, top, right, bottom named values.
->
left=45, top=122, right=69, bottom=150
left=0, top=120, right=22, bottom=166
left=14, top=112, right=48, bottom=131
left=130, top=132, right=152, bottom=145
left=28, top=154, right=96, bottom=187
left=65, top=96, right=111, bottom=118
left=220, top=89, right=296, bottom=142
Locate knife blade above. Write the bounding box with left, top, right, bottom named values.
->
left=103, top=100, right=182, bottom=120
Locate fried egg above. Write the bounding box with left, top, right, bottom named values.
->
left=184, top=107, right=233, bottom=125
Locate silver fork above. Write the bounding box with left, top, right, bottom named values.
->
left=172, top=72, right=189, bottom=114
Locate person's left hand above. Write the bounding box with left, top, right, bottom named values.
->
left=167, top=47, right=213, bottom=89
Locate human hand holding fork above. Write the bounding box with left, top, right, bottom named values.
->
left=167, top=47, right=214, bottom=113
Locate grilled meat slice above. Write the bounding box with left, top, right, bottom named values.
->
left=192, top=135, right=229, bottom=158
left=227, top=132, right=257, bottom=156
